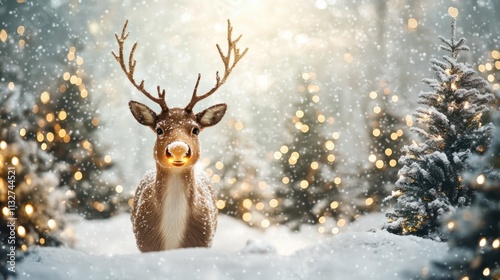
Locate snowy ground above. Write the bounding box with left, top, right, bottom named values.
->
left=17, top=213, right=447, bottom=279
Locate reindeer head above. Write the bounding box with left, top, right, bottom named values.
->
left=113, top=20, right=247, bottom=169
left=128, top=102, right=226, bottom=169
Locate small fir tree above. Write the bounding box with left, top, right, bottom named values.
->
left=0, top=1, right=124, bottom=220
left=478, top=48, right=500, bottom=96
left=213, top=125, right=270, bottom=227
left=361, top=88, right=408, bottom=213
left=427, top=116, right=500, bottom=280
left=36, top=56, right=121, bottom=219
left=385, top=18, right=494, bottom=240
left=1, top=74, right=66, bottom=278
left=274, top=73, right=342, bottom=230
left=1, top=3, right=69, bottom=276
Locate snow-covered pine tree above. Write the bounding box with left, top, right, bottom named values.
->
left=385, top=18, right=494, bottom=240
left=212, top=125, right=270, bottom=227
left=427, top=116, right=500, bottom=280
left=478, top=48, right=500, bottom=97
left=36, top=53, right=123, bottom=219
left=274, top=72, right=342, bottom=230
left=0, top=1, right=124, bottom=220
left=1, top=61, right=66, bottom=278
left=361, top=88, right=408, bottom=213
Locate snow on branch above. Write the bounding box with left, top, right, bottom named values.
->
left=438, top=18, right=470, bottom=58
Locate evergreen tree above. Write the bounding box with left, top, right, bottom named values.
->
left=477, top=48, right=500, bottom=105
left=274, top=73, right=342, bottom=230
left=1, top=59, right=65, bottom=279
left=212, top=124, right=270, bottom=227
left=361, top=87, right=408, bottom=213
left=0, top=1, right=124, bottom=220
left=36, top=50, right=121, bottom=219
left=385, top=18, right=494, bottom=240
left=428, top=116, right=500, bottom=280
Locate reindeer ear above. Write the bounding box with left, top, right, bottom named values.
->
left=129, top=101, right=157, bottom=129
left=196, top=103, right=227, bottom=128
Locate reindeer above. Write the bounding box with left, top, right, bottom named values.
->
left=112, top=20, right=247, bottom=252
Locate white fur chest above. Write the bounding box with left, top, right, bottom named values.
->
left=160, top=174, right=189, bottom=250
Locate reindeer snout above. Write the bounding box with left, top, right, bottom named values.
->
left=166, top=141, right=191, bottom=165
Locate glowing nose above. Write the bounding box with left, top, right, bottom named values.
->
left=167, top=141, right=190, bottom=162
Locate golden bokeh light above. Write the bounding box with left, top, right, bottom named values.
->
left=215, top=161, right=224, bottom=170
left=17, top=226, right=26, bottom=237
left=234, top=121, right=244, bottom=131
left=330, top=201, right=339, bottom=209
left=280, top=145, right=289, bottom=154
left=408, top=18, right=418, bottom=31
left=0, top=29, right=7, bottom=42
left=243, top=199, right=253, bottom=209
left=318, top=216, right=326, bottom=224
left=58, top=129, right=67, bottom=138
left=91, top=117, right=100, bottom=127
left=282, top=177, right=290, bottom=184
left=11, top=156, right=19, bottom=166
left=58, top=110, right=67, bottom=121
left=104, top=155, right=112, bottom=163
left=343, top=53, right=353, bottom=63
left=368, top=154, right=377, bottom=163
left=310, top=161, right=319, bottom=170
left=479, top=237, right=487, bottom=247
left=74, top=171, right=83, bottom=181
left=365, top=198, right=374, bottom=206
left=492, top=239, right=499, bottom=249
left=242, top=212, right=252, bottom=222
left=269, top=199, right=278, bottom=208
left=300, top=180, right=309, bottom=189
left=40, top=91, right=50, bottom=104
left=476, top=174, right=485, bottom=185
left=447, top=221, right=455, bottom=230
left=274, top=151, right=282, bottom=160
left=327, top=154, right=336, bottom=162
left=448, top=7, right=459, bottom=18
left=48, top=219, right=57, bottom=230
left=337, top=219, right=346, bottom=227
left=17, top=25, right=25, bottom=35
left=261, top=219, right=270, bottom=228
left=216, top=200, right=226, bottom=210
left=115, top=185, right=123, bottom=193
left=81, top=89, right=89, bottom=98
left=325, top=141, right=335, bottom=150
left=25, top=204, right=34, bottom=216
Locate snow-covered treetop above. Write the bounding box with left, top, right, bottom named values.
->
left=438, top=18, right=470, bottom=59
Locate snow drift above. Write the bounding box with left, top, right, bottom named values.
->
left=17, top=214, right=447, bottom=280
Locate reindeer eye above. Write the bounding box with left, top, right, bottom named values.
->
left=156, top=128, right=163, bottom=135
left=192, top=127, right=200, bottom=135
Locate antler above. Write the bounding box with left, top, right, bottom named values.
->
left=185, top=20, right=248, bottom=112
left=112, top=20, right=169, bottom=112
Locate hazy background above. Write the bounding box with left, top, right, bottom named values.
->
left=67, top=0, right=498, bottom=193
